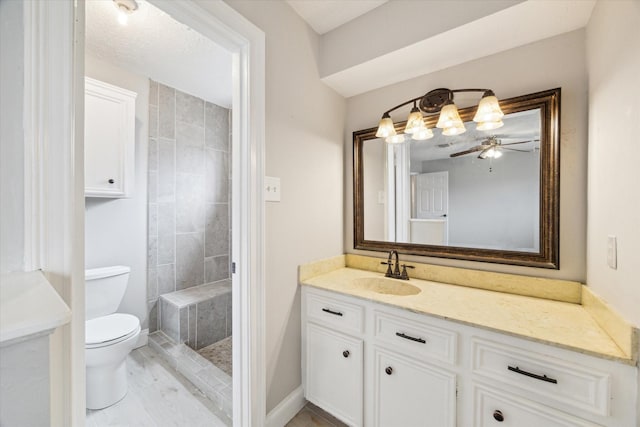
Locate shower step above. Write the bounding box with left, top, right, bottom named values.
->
left=159, top=280, right=231, bottom=350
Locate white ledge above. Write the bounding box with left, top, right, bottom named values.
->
left=0, top=270, right=71, bottom=345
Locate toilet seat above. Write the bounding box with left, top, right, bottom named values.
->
left=86, top=313, right=140, bottom=349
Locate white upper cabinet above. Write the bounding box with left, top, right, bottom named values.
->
left=84, top=77, right=136, bottom=198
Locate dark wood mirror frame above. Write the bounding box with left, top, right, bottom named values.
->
left=353, top=88, right=560, bottom=269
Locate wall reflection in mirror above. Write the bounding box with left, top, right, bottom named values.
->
left=354, top=89, right=560, bottom=268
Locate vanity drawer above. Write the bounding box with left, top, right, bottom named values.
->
left=471, top=338, right=610, bottom=416
left=373, top=310, right=457, bottom=365
left=305, top=288, right=365, bottom=336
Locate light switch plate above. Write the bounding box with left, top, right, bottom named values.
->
left=607, top=235, right=617, bottom=269
left=265, top=176, right=281, bottom=202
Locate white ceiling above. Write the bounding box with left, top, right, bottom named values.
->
left=85, top=0, right=232, bottom=107
left=286, top=0, right=389, bottom=35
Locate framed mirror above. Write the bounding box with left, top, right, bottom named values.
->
left=353, top=88, right=560, bottom=268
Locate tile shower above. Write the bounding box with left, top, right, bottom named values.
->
left=147, top=80, right=233, bottom=381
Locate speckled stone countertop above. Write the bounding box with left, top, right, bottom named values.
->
left=299, top=255, right=638, bottom=365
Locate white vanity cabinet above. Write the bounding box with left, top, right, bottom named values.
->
left=84, top=77, right=136, bottom=198
left=301, top=285, right=638, bottom=427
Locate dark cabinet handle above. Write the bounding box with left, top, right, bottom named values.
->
left=342, top=350, right=350, bottom=358
left=385, top=366, right=393, bottom=375
left=508, top=366, right=557, bottom=384
left=321, top=308, right=343, bottom=317
left=108, top=179, right=115, bottom=184
left=396, top=332, right=426, bottom=344
left=493, top=410, right=504, bottom=422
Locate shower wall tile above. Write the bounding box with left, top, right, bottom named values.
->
left=149, top=105, right=158, bottom=138
left=226, top=300, right=232, bottom=336
left=160, top=298, right=184, bottom=343
left=149, top=80, right=159, bottom=106
left=148, top=139, right=158, bottom=171
left=195, top=293, right=229, bottom=348
left=205, top=255, right=229, bottom=283
left=205, top=150, right=229, bottom=203
left=157, top=263, right=176, bottom=295
left=176, top=91, right=204, bottom=127
left=188, top=304, right=197, bottom=349
left=148, top=203, right=158, bottom=237
left=147, top=235, right=158, bottom=267
left=148, top=300, right=158, bottom=333
left=148, top=171, right=158, bottom=203
left=176, top=232, right=205, bottom=290
left=157, top=138, right=175, bottom=202
left=147, top=268, right=158, bottom=301
left=176, top=120, right=205, bottom=147
left=158, top=84, right=175, bottom=139
left=176, top=174, right=205, bottom=233
left=205, top=203, right=229, bottom=257
left=157, top=234, right=175, bottom=265
left=205, top=102, right=229, bottom=151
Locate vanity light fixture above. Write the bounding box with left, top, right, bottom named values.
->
left=113, top=0, right=138, bottom=26
left=375, top=88, right=504, bottom=143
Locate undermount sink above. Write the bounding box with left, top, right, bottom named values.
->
left=352, top=277, right=421, bottom=296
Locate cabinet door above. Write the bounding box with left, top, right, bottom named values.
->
left=306, top=324, right=363, bottom=426
left=372, top=347, right=456, bottom=427
left=473, top=383, right=601, bottom=427
left=84, top=77, right=136, bottom=197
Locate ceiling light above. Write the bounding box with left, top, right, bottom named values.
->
left=375, top=87, right=504, bottom=138
left=113, top=0, right=138, bottom=26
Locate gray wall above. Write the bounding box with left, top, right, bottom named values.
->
left=421, top=151, right=539, bottom=251
left=84, top=55, right=150, bottom=328
left=0, top=0, right=24, bottom=273
left=346, top=29, right=587, bottom=281
left=147, top=80, right=231, bottom=332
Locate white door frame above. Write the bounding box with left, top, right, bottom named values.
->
left=24, top=0, right=266, bottom=425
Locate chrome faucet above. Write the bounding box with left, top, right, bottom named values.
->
left=381, top=250, right=414, bottom=280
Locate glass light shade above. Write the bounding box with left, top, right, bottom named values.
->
left=473, top=94, right=504, bottom=123
left=492, top=149, right=503, bottom=159
left=476, top=120, right=504, bottom=131
left=118, top=8, right=129, bottom=25
left=412, top=127, right=434, bottom=141
left=404, top=108, right=424, bottom=134
left=376, top=115, right=396, bottom=138
left=442, top=123, right=466, bottom=136
left=385, top=134, right=406, bottom=144
left=436, top=102, right=464, bottom=130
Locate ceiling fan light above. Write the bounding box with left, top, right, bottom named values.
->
left=476, top=120, right=504, bottom=131
left=493, top=149, right=503, bottom=159
left=386, top=134, right=406, bottom=144
left=473, top=91, right=504, bottom=123
left=376, top=114, right=396, bottom=138
left=442, top=123, right=466, bottom=136
left=436, top=101, right=464, bottom=130
left=412, top=127, right=434, bottom=141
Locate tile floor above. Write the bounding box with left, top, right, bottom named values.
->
left=86, top=346, right=229, bottom=427
left=197, top=335, right=233, bottom=376
left=287, top=402, right=348, bottom=427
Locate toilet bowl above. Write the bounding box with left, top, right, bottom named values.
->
left=85, top=266, right=141, bottom=410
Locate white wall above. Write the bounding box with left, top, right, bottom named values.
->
left=346, top=29, right=588, bottom=281
left=586, top=0, right=640, bottom=328
left=421, top=151, right=539, bottom=251
left=0, top=0, right=24, bottom=273
left=84, top=55, right=150, bottom=328
left=224, top=0, right=346, bottom=412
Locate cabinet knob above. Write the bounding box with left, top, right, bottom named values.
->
left=493, top=410, right=504, bottom=422
left=342, top=350, right=350, bottom=358
left=108, top=179, right=115, bottom=184
left=385, top=366, right=393, bottom=375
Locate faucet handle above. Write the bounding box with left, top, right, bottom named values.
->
left=380, top=261, right=394, bottom=277
left=400, top=264, right=415, bottom=280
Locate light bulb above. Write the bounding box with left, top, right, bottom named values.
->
left=412, top=127, right=434, bottom=141
left=476, top=120, right=504, bottom=131
left=385, top=134, right=406, bottom=144
left=442, top=123, right=466, bottom=136
left=118, top=8, right=129, bottom=25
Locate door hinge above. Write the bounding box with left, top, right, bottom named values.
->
left=231, top=262, right=236, bottom=274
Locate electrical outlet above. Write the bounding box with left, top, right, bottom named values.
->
left=265, top=176, right=281, bottom=202
left=607, top=235, right=617, bottom=269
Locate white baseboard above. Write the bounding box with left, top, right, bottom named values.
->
left=134, top=328, right=149, bottom=349
left=265, top=385, right=306, bottom=427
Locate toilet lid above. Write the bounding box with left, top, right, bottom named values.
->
left=86, top=313, right=140, bottom=346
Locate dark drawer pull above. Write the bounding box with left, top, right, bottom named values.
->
left=493, top=410, right=504, bottom=422
left=508, top=366, right=558, bottom=384
left=396, top=332, right=426, bottom=344
left=385, top=366, right=393, bottom=375
left=321, top=308, right=343, bottom=317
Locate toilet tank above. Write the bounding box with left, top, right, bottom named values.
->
left=85, top=266, right=131, bottom=320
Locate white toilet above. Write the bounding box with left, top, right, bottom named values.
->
left=85, top=266, right=141, bottom=410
